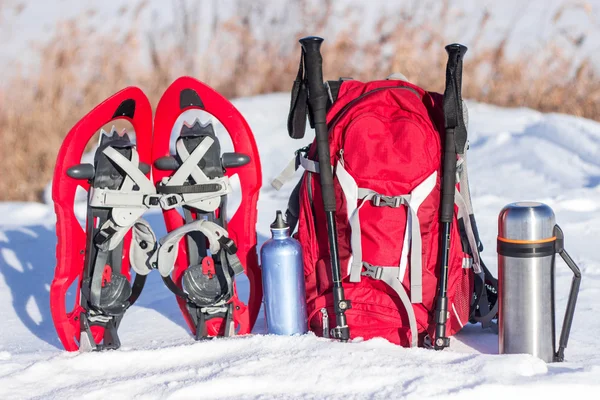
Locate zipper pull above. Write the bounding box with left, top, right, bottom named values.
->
left=321, top=307, right=330, bottom=338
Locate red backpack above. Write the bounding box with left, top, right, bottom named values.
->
left=276, top=38, right=497, bottom=348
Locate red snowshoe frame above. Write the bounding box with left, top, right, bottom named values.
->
left=51, top=87, right=153, bottom=351
left=153, top=77, right=263, bottom=337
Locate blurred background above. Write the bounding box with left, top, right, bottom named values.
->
left=0, top=0, right=598, bottom=201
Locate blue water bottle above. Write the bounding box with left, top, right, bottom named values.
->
left=260, top=210, right=308, bottom=335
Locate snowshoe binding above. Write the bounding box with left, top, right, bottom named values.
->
left=152, top=77, right=262, bottom=339
left=51, top=88, right=154, bottom=351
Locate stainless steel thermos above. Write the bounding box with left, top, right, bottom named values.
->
left=260, top=211, right=308, bottom=335
left=497, top=202, right=581, bottom=362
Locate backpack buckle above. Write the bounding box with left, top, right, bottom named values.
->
left=159, top=194, right=184, bottom=210
left=372, top=194, right=402, bottom=208
left=362, top=263, right=383, bottom=280
left=143, top=194, right=162, bottom=208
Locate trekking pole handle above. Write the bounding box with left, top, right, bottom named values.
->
left=300, top=36, right=336, bottom=212
left=440, top=43, right=468, bottom=223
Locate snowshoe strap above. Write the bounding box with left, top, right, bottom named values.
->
left=89, top=248, right=110, bottom=309
left=362, top=264, right=418, bottom=347
left=129, top=218, right=158, bottom=276
left=156, top=219, right=242, bottom=278
left=158, top=137, right=231, bottom=212
left=90, top=145, right=157, bottom=251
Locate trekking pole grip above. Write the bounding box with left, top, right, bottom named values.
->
left=299, top=36, right=336, bottom=212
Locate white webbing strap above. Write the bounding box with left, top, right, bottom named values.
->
left=340, top=160, right=437, bottom=304
left=351, top=189, right=422, bottom=304
left=362, top=264, right=418, bottom=347
left=271, top=157, right=297, bottom=191
left=397, top=171, right=436, bottom=303
left=271, top=151, right=321, bottom=190
left=335, top=159, right=360, bottom=277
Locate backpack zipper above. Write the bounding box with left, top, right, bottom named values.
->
left=327, top=85, right=422, bottom=133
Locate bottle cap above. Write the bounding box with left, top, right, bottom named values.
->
left=270, top=210, right=289, bottom=229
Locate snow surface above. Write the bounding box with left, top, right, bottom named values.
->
left=1, top=93, right=600, bottom=398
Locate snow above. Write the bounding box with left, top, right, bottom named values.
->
left=1, top=93, right=600, bottom=398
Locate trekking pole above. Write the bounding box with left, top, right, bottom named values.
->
left=434, top=43, right=468, bottom=350
left=299, top=36, right=351, bottom=341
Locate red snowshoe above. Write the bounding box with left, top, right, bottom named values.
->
left=52, top=79, right=262, bottom=351
left=152, top=77, right=262, bottom=339
left=51, top=87, right=155, bottom=351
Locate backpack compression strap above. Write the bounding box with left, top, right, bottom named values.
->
left=336, top=158, right=438, bottom=348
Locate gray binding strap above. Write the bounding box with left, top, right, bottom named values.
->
left=129, top=218, right=158, bottom=276
left=93, top=146, right=157, bottom=251
left=160, top=137, right=231, bottom=212
left=89, top=249, right=109, bottom=308
left=156, top=220, right=231, bottom=277
left=92, top=146, right=157, bottom=222
left=362, top=264, right=418, bottom=347
left=102, top=146, right=156, bottom=192
left=169, top=137, right=214, bottom=186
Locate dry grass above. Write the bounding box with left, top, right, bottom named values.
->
left=0, top=0, right=598, bottom=201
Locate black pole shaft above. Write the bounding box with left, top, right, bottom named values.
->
left=299, top=36, right=350, bottom=341
left=434, top=128, right=456, bottom=349
left=435, top=43, right=467, bottom=350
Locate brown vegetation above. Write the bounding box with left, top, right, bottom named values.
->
left=0, top=0, right=598, bottom=201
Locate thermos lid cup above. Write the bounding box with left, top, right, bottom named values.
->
left=498, top=202, right=556, bottom=241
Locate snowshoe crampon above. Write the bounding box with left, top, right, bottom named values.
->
left=51, top=87, right=154, bottom=351
left=152, top=77, right=262, bottom=339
